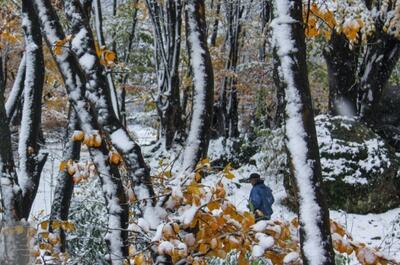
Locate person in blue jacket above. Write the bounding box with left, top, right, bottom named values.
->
left=247, top=173, right=274, bottom=220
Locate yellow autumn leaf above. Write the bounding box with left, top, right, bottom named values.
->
left=198, top=243, right=209, bottom=254
left=51, top=220, right=61, bottom=230
left=61, top=221, right=76, bottom=232
left=164, top=170, right=172, bottom=178
left=1, top=32, right=18, bottom=44
left=40, top=220, right=49, bottom=230
left=39, top=242, right=52, bottom=251
left=223, top=163, right=235, bottom=179
left=187, top=182, right=202, bottom=196
left=194, top=172, right=202, bottom=182
left=72, top=130, right=84, bottom=142
left=40, top=232, right=49, bottom=239
left=134, top=253, right=144, bottom=265
left=172, top=223, right=180, bottom=234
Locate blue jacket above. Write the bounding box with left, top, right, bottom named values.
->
left=250, top=181, right=274, bottom=218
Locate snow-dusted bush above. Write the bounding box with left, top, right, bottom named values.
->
left=67, top=179, right=108, bottom=265
left=282, top=115, right=400, bottom=213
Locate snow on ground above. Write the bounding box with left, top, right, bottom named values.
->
left=203, top=145, right=400, bottom=261
left=331, top=209, right=400, bottom=260
left=30, top=102, right=400, bottom=262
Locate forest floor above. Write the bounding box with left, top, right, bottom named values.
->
left=30, top=97, right=400, bottom=263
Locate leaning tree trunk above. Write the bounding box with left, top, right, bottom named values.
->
left=50, top=109, right=81, bottom=254
left=5, top=53, right=26, bottom=121
left=323, top=31, right=359, bottom=116
left=64, top=0, right=155, bottom=206
left=272, top=0, right=335, bottom=264
left=181, top=0, right=214, bottom=172
left=33, top=0, right=129, bottom=262
left=19, top=0, right=48, bottom=219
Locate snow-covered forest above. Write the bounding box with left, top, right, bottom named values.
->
left=1, top=0, right=400, bottom=264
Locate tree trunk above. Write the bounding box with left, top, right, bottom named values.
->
left=0, top=56, right=27, bottom=265
left=121, top=0, right=140, bottom=127
left=19, top=0, right=48, bottom=219
left=93, top=0, right=121, bottom=120
left=33, top=1, right=129, bottom=262
left=357, top=32, right=400, bottom=123
left=210, top=0, right=221, bottom=47
left=272, top=0, right=335, bottom=264
left=146, top=0, right=183, bottom=149
left=0, top=57, right=23, bottom=224
left=215, top=0, right=242, bottom=138
left=181, top=0, right=214, bottom=172
left=259, top=0, right=272, bottom=61
left=323, top=31, right=359, bottom=116
left=50, top=109, right=81, bottom=253
left=5, top=53, right=26, bottom=122
left=272, top=46, right=285, bottom=128
left=82, top=0, right=93, bottom=19
left=64, top=0, right=155, bottom=205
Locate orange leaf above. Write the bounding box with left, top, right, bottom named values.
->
left=134, top=253, right=144, bottom=265
left=59, top=161, right=68, bottom=171
left=103, top=50, right=116, bottom=64
left=207, top=201, right=220, bottom=211
left=198, top=243, right=209, bottom=254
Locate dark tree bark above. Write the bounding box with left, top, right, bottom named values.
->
left=181, top=0, right=214, bottom=172
left=145, top=0, right=183, bottom=149
left=122, top=0, right=139, bottom=64
left=81, top=0, right=93, bottom=19
left=121, top=0, right=140, bottom=127
left=259, top=0, right=272, bottom=61
left=323, top=32, right=359, bottom=116
left=210, top=0, right=221, bottom=47
left=0, top=56, right=27, bottom=265
left=357, top=32, right=400, bottom=123
left=215, top=0, right=242, bottom=138
left=0, top=57, right=23, bottom=224
left=50, top=109, right=81, bottom=253
left=19, top=0, right=48, bottom=219
left=272, top=46, right=285, bottom=128
left=33, top=0, right=129, bottom=262
left=273, top=0, right=335, bottom=264
left=93, top=0, right=121, bottom=120
left=322, top=1, right=400, bottom=122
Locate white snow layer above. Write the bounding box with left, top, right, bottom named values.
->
left=180, top=1, right=208, bottom=173
left=110, top=129, right=134, bottom=152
